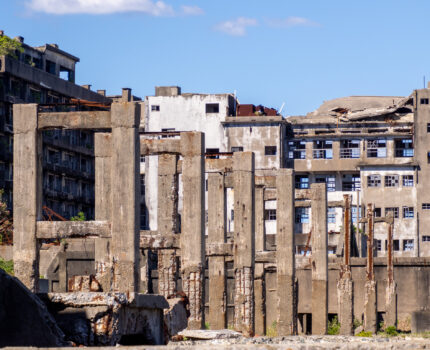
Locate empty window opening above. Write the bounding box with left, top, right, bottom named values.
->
left=367, top=175, right=381, bottom=188
left=231, top=209, right=234, bottom=221
left=295, top=207, right=309, bottom=223
left=140, top=174, right=145, bottom=196
left=231, top=146, right=243, bottom=152
left=385, top=207, right=399, bottom=219
left=403, top=175, right=414, bottom=187
left=140, top=156, right=145, bottom=163
left=45, top=60, right=56, bottom=75
left=264, top=209, right=276, bottom=221
left=422, top=236, right=430, bottom=242
left=313, top=140, right=333, bottom=159
left=403, top=206, right=414, bottom=218
left=327, top=207, right=336, bottom=223
left=423, top=203, right=430, bottom=210
left=288, top=140, right=306, bottom=159
left=427, top=123, right=430, bottom=133
left=342, top=174, right=360, bottom=191
left=403, top=239, right=414, bottom=251
left=265, top=146, right=277, bottom=156
left=393, top=239, right=400, bottom=251
left=395, top=139, right=414, bottom=157
left=59, top=66, right=73, bottom=82
left=206, top=148, right=219, bottom=159
left=295, top=175, right=309, bottom=189
left=206, top=103, right=219, bottom=113
left=151, top=105, right=160, bottom=111
left=374, top=208, right=381, bottom=217
left=367, top=139, right=386, bottom=158
left=385, top=175, right=399, bottom=187
left=340, top=139, right=360, bottom=158
left=421, top=98, right=429, bottom=105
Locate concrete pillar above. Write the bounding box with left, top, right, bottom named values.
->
left=12, top=104, right=41, bottom=292
left=110, top=102, right=140, bottom=293
left=233, top=152, right=255, bottom=337
left=157, top=154, right=179, bottom=298
left=364, top=204, right=377, bottom=333
left=254, top=186, right=265, bottom=335
left=311, top=182, right=327, bottom=335
left=208, top=172, right=226, bottom=330
left=276, top=169, right=297, bottom=335
left=180, top=132, right=205, bottom=329
left=94, top=133, right=112, bottom=292
left=385, top=220, right=397, bottom=328
left=337, top=194, right=354, bottom=335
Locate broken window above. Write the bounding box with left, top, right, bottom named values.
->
left=288, top=140, right=306, bottom=159
left=367, top=175, right=381, bottom=188
left=374, top=239, right=382, bottom=251
left=393, top=239, right=400, bottom=251
left=45, top=60, right=56, bottom=75
left=351, top=206, right=361, bottom=223
left=374, top=208, right=381, bottom=217
left=231, top=146, right=243, bottom=152
left=206, top=103, right=219, bottom=113
left=327, top=207, right=336, bottom=223
left=295, top=175, right=309, bottom=189
left=316, top=175, right=336, bottom=192
left=385, top=175, right=399, bottom=187
left=265, top=146, right=277, bottom=156
left=403, top=206, right=414, bottom=218
left=395, top=139, right=414, bottom=157
left=367, top=139, right=386, bottom=158
left=403, top=175, right=414, bottom=187
left=59, top=66, right=73, bottom=82
left=151, top=105, right=160, bottom=111
left=385, top=207, right=399, bottom=219
left=313, top=140, right=333, bottom=159
left=420, top=98, right=429, bottom=105
left=422, top=236, right=430, bottom=242
left=342, top=174, right=360, bottom=191
left=206, top=148, right=219, bottom=159
left=295, top=207, right=309, bottom=223
left=264, top=209, right=276, bottom=221
left=340, top=139, right=360, bottom=158
left=423, top=203, right=430, bottom=210
left=403, top=239, right=414, bottom=251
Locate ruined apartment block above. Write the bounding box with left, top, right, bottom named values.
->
left=0, top=32, right=110, bottom=219
left=143, top=86, right=430, bottom=258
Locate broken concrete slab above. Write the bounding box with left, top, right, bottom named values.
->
left=178, top=329, right=242, bottom=340
left=0, top=269, right=68, bottom=347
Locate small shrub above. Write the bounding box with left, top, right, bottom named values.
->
left=205, top=322, right=210, bottom=330
left=71, top=211, right=86, bottom=221
left=0, top=258, right=13, bottom=275
left=356, top=331, right=372, bottom=337
left=384, top=326, right=398, bottom=336
left=266, top=321, right=277, bottom=337
left=328, top=315, right=340, bottom=335
left=353, top=318, right=362, bottom=330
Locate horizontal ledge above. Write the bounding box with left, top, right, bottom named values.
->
left=38, top=111, right=111, bottom=130
left=206, top=242, right=233, bottom=256
left=140, top=231, right=180, bottom=249
left=36, top=220, right=111, bottom=239
left=140, top=138, right=181, bottom=156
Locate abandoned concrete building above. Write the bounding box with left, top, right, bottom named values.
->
left=0, top=32, right=110, bottom=219
left=142, top=86, right=430, bottom=258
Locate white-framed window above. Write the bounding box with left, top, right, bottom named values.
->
left=327, top=207, right=336, bottom=223
left=367, top=175, right=381, bottom=188
left=403, top=175, right=414, bottom=187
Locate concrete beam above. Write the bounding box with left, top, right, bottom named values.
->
left=311, top=183, right=328, bottom=335
left=36, top=221, right=111, bottom=239
left=140, top=138, right=181, bottom=156
left=110, top=102, right=140, bottom=293
left=140, top=232, right=180, bottom=249
left=38, top=111, right=111, bottom=130
left=385, top=219, right=397, bottom=328
left=233, top=152, right=255, bottom=337
left=254, top=186, right=265, bottom=336
left=180, top=132, right=205, bottom=329
left=276, top=169, right=297, bottom=335
left=13, top=104, right=41, bottom=292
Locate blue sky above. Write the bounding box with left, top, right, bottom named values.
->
left=1, top=0, right=430, bottom=115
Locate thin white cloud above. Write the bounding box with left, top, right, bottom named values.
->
left=215, top=17, right=258, bottom=36
left=26, top=0, right=176, bottom=16
left=181, top=5, right=204, bottom=16
left=266, top=16, right=319, bottom=28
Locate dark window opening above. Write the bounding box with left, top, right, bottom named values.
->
left=385, top=207, right=399, bottom=219
left=342, top=174, right=360, bottom=191
left=374, top=239, right=382, bottom=251
left=421, top=98, right=429, bottom=105
left=206, top=148, right=219, bottom=159
left=316, top=175, right=336, bottom=192
left=403, top=239, right=414, bottom=251
left=374, top=208, right=381, bottom=217
left=265, top=146, right=277, bottom=156
left=264, top=209, right=276, bottom=221
left=231, top=146, right=243, bottom=152
left=206, top=103, right=219, bottom=113
left=295, top=175, right=309, bottom=189
left=422, top=203, right=430, bottom=210
left=151, top=105, right=160, bottom=111
left=295, top=207, right=309, bottom=223
left=45, top=60, right=56, bottom=75
left=288, top=140, right=306, bottom=159
left=385, top=175, right=399, bottom=187
left=340, top=139, right=360, bottom=158
left=313, top=140, right=333, bottom=159
left=427, top=123, right=430, bottom=133
left=403, top=206, right=414, bottom=218
left=395, top=139, right=414, bottom=157
left=422, top=236, right=430, bottom=242
left=393, top=239, right=400, bottom=251
left=367, top=139, right=386, bottom=158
